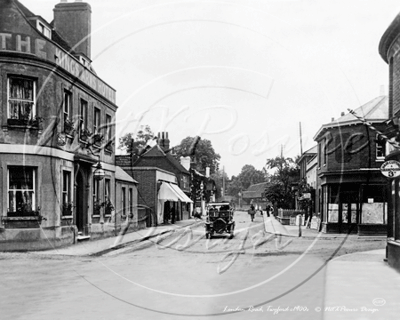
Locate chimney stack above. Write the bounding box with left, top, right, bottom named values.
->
left=157, top=132, right=170, bottom=151
left=341, top=112, right=345, bottom=117
left=53, top=1, right=92, bottom=59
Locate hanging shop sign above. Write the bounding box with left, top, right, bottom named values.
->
left=380, top=160, right=400, bottom=178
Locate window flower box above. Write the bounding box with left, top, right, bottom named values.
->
left=80, top=128, right=92, bottom=142
left=5, top=206, right=46, bottom=228
left=64, top=119, right=75, bottom=135
left=93, top=200, right=102, bottom=216
left=104, top=140, right=113, bottom=153
left=92, top=133, right=104, bottom=147
left=7, top=116, right=43, bottom=129
left=7, top=210, right=40, bottom=217
left=62, top=202, right=73, bottom=216
left=104, top=200, right=114, bottom=216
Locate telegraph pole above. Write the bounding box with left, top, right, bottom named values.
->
left=299, top=122, right=303, bottom=155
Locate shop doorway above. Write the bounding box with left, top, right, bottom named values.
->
left=338, top=188, right=359, bottom=233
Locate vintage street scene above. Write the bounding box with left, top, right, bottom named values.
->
left=1, top=0, right=400, bottom=319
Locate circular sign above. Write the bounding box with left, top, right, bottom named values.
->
left=380, top=160, right=400, bottom=178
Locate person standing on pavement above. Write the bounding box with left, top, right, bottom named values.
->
left=266, top=205, right=271, bottom=217
left=248, top=205, right=255, bottom=222
left=170, top=207, right=175, bottom=224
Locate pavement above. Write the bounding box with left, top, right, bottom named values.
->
left=33, top=212, right=400, bottom=319
left=35, top=218, right=204, bottom=256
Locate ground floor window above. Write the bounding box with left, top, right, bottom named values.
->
left=93, top=178, right=101, bottom=216
left=128, top=188, right=133, bottom=216
left=8, top=167, right=36, bottom=216
left=62, top=171, right=72, bottom=216
left=122, top=187, right=126, bottom=216
left=361, top=184, right=387, bottom=224
left=323, top=184, right=359, bottom=224
left=322, top=183, right=387, bottom=225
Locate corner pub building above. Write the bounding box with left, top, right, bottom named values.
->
left=0, top=0, right=134, bottom=250
left=379, top=10, right=400, bottom=271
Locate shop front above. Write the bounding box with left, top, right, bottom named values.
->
left=320, top=181, right=387, bottom=235
left=157, top=181, right=193, bottom=224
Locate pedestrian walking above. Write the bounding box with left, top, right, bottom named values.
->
left=266, top=205, right=271, bottom=217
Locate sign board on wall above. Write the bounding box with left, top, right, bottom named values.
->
left=0, top=32, right=116, bottom=103
left=380, top=160, right=400, bottom=178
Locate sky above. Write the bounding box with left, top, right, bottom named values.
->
left=25, top=0, right=400, bottom=177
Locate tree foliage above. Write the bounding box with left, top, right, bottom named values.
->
left=174, top=137, right=221, bottom=174
left=264, top=156, right=300, bottom=209
left=236, top=165, right=265, bottom=190
left=226, top=175, right=243, bottom=198
left=210, top=169, right=230, bottom=199
left=118, top=125, right=155, bottom=160
left=226, top=165, right=265, bottom=197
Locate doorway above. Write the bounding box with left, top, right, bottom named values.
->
left=76, top=170, right=88, bottom=234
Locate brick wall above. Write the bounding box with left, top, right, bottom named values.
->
left=122, top=169, right=157, bottom=226
left=317, top=124, right=385, bottom=175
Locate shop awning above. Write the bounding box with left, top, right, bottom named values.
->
left=169, top=183, right=193, bottom=203
left=158, top=182, right=180, bottom=201
left=158, top=182, right=193, bottom=203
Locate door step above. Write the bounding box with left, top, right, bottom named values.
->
left=77, top=235, right=91, bottom=242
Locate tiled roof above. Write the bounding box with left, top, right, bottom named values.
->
left=242, top=182, right=268, bottom=199
left=14, top=0, right=76, bottom=54
left=166, top=153, right=189, bottom=174
left=15, top=0, right=35, bottom=18
left=134, top=144, right=189, bottom=175
left=314, top=96, right=388, bottom=140
left=115, top=166, right=137, bottom=183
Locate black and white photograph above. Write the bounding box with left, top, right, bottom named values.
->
left=1, top=0, right=400, bottom=319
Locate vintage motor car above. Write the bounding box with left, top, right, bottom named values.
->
left=204, top=202, right=235, bottom=239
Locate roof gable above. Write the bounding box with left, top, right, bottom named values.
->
left=141, top=144, right=166, bottom=157
left=134, top=145, right=189, bottom=175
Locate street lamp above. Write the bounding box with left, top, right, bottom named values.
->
left=238, top=191, right=242, bottom=209
left=93, top=161, right=105, bottom=181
